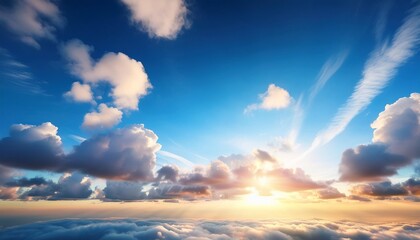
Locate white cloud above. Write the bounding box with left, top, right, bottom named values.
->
left=307, top=4, right=420, bottom=153
left=245, top=84, right=292, bottom=113
left=62, top=39, right=152, bottom=110
left=120, top=0, right=188, bottom=39
left=0, top=0, right=64, bottom=48
left=64, top=82, right=94, bottom=103
left=82, top=104, right=123, bottom=129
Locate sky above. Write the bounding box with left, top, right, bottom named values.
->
left=0, top=0, right=420, bottom=238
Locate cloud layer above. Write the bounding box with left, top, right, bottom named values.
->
left=120, top=0, right=188, bottom=39
left=1, top=219, right=419, bottom=240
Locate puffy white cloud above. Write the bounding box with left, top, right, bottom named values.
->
left=0, top=0, right=64, bottom=48
left=64, top=82, right=94, bottom=103
left=0, top=122, right=64, bottom=170
left=339, top=93, right=420, bottom=182
left=1, top=219, right=419, bottom=240
left=120, top=0, right=188, bottom=39
left=82, top=104, right=122, bottom=129
left=67, top=124, right=161, bottom=181
left=245, top=84, right=292, bottom=113
left=371, top=93, right=420, bottom=158
left=62, top=39, right=152, bottom=111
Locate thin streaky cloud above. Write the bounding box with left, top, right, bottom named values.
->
left=306, top=3, right=420, bottom=155
left=158, top=150, right=194, bottom=167
left=69, top=134, right=86, bottom=143
left=308, top=50, right=349, bottom=103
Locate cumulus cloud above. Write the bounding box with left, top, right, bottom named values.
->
left=352, top=181, right=408, bottom=197
left=62, top=39, right=152, bottom=111
left=120, top=0, right=188, bottom=39
left=1, top=219, right=419, bottom=240
left=339, top=93, right=420, bottom=182
left=82, top=104, right=123, bottom=129
left=64, top=82, right=94, bottom=103
left=0, top=123, right=161, bottom=184
left=245, top=84, right=292, bottom=113
left=0, top=122, right=64, bottom=171
left=156, top=165, right=179, bottom=182
left=103, top=180, right=146, bottom=201
left=339, top=144, right=411, bottom=182
left=371, top=93, right=420, bottom=159
left=308, top=4, right=420, bottom=152
left=0, top=0, right=64, bottom=48
left=20, top=172, right=93, bottom=200
left=67, top=124, right=161, bottom=181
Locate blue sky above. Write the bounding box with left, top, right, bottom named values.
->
left=0, top=0, right=419, bottom=204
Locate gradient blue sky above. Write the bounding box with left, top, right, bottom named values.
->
left=0, top=0, right=419, bottom=202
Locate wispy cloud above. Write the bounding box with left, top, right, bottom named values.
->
left=158, top=150, right=194, bottom=168
left=0, top=48, right=47, bottom=95
left=306, top=3, right=420, bottom=154
left=308, top=50, right=349, bottom=103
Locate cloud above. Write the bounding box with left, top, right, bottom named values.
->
left=0, top=123, right=161, bottom=183
left=371, top=93, right=420, bottom=159
left=339, top=144, right=411, bottom=182
left=309, top=50, right=349, bottom=102
left=0, top=48, right=46, bottom=95
left=120, top=0, right=189, bottom=39
left=347, top=195, right=371, bottom=202
left=67, top=124, right=161, bottom=181
left=317, top=187, right=346, bottom=199
left=156, top=165, right=179, bottom=182
left=352, top=181, right=408, bottom=197
left=20, top=172, right=93, bottom=200
left=4, top=177, right=48, bottom=187
left=64, top=82, right=94, bottom=103
left=245, top=84, right=292, bottom=113
left=339, top=93, right=419, bottom=182
left=0, top=0, right=64, bottom=48
left=265, top=167, right=327, bottom=192
left=253, top=149, right=277, bottom=163
left=308, top=4, right=420, bottom=152
left=61, top=39, right=152, bottom=111
left=103, top=180, right=146, bottom=201
left=82, top=104, right=123, bottom=129
left=1, top=219, right=419, bottom=240
left=0, top=122, right=64, bottom=171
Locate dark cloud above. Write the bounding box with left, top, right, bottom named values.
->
left=317, top=187, right=346, bottom=199
left=156, top=165, right=178, bottom=183
left=148, top=184, right=211, bottom=200
left=339, top=144, right=410, bottom=182
left=20, top=173, right=92, bottom=200
left=403, top=178, right=420, bottom=195
left=103, top=181, right=146, bottom=201
left=4, top=177, right=48, bottom=187
left=66, top=124, right=161, bottom=181
left=0, top=123, right=64, bottom=171
left=0, top=219, right=419, bottom=240
left=339, top=93, right=420, bottom=182
left=351, top=181, right=408, bottom=197
left=253, top=149, right=277, bottom=163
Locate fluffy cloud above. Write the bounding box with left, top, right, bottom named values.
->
left=0, top=123, right=161, bottom=183
left=352, top=181, right=408, bottom=197
left=1, top=219, right=419, bottom=240
left=339, top=93, right=420, bottom=182
left=103, top=181, right=146, bottom=201
left=82, top=104, right=122, bottom=129
left=156, top=165, right=179, bottom=182
left=371, top=93, right=420, bottom=159
left=120, top=0, right=188, bottom=39
left=0, top=0, right=64, bottom=48
left=64, top=82, right=94, bottom=103
left=20, top=172, right=93, bottom=200
left=245, top=84, right=292, bottom=113
left=0, top=122, right=64, bottom=170
left=67, top=124, right=161, bottom=181
left=62, top=39, right=152, bottom=111
left=339, top=144, right=410, bottom=182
